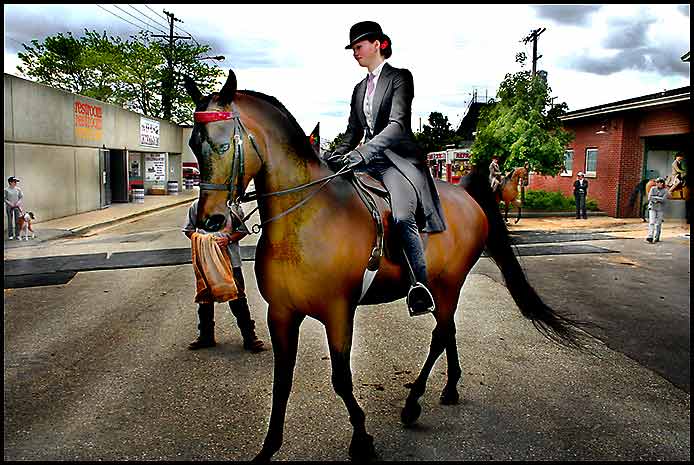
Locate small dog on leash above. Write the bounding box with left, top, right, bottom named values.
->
left=17, top=210, right=36, bottom=240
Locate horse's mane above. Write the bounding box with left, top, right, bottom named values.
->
left=239, top=90, right=317, bottom=159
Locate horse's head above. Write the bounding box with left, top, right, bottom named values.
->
left=517, top=166, right=529, bottom=186
left=184, top=70, right=264, bottom=232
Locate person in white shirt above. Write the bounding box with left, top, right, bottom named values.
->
left=4, top=176, right=23, bottom=239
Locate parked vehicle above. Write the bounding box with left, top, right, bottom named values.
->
left=183, top=166, right=200, bottom=186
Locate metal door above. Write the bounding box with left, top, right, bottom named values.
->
left=99, top=148, right=112, bottom=208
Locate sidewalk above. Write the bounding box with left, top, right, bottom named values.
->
left=4, top=188, right=198, bottom=249
left=4, top=189, right=689, bottom=251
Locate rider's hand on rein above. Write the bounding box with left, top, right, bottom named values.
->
left=341, top=150, right=365, bottom=170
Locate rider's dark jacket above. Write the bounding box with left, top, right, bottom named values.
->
left=330, top=62, right=446, bottom=233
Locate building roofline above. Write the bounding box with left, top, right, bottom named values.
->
left=560, top=86, right=690, bottom=121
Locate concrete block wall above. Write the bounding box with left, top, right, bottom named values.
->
left=4, top=73, right=187, bottom=229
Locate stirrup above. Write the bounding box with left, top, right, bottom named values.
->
left=406, top=282, right=436, bottom=317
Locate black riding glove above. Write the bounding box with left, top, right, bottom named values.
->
left=341, top=150, right=365, bottom=170
left=324, top=151, right=345, bottom=172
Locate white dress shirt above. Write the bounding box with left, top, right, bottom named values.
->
left=363, top=60, right=387, bottom=132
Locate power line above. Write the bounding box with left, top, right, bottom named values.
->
left=126, top=4, right=170, bottom=35
left=143, top=4, right=169, bottom=23
left=111, top=4, right=167, bottom=35
left=95, top=4, right=149, bottom=34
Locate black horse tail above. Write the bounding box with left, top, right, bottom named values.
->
left=627, top=178, right=650, bottom=209
left=459, top=170, right=590, bottom=349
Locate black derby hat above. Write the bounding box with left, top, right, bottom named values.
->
left=345, top=21, right=385, bottom=49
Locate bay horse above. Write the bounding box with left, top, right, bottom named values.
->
left=184, top=70, right=586, bottom=461
left=494, top=166, right=528, bottom=224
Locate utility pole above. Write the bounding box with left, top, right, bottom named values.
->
left=152, top=10, right=191, bottom=120
left=522, top=27, right=546, bottom=78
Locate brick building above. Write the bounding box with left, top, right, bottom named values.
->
left=528, top=86, right=690, bottom=218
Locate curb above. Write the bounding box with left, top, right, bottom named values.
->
left=69, top=196, right=196, bottom=236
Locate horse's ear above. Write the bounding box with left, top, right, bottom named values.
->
left=183, top=75, right=202, bottom=106
left=218, top=70, right=237, bottom=106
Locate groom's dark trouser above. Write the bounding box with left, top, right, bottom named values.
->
left=362, top=155, right=428, bottom=286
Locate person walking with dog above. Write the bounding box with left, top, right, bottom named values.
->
left=182, top=199, right=265, bottom=352
left=573, top=171, right=588, bottom=219
left=324, top=20, right=446, bottom=316
left=4, top=176, right=23, bottom=240
left=646, top=177, right=670, bottom=243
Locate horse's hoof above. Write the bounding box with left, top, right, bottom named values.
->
left=440, top=387, right=459, bottom=405
left=349, top=432, right=376, bottom=461
left=400, top=400, right=422, bottom=425
left=252, top=448, right=274, bottom=463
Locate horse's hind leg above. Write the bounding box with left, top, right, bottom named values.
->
left=324, top=306, right=376, bottom=461
left=253, top=308, right=304, bottom=462
left=401, top=290, right=459, bottom=425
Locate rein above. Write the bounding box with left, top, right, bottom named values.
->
left=194, top=105, right=352, bottom=234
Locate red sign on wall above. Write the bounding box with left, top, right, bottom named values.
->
left=74, top=101, right=103, bottom=141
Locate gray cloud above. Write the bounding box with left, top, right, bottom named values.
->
left=567, top=46, right=689, bottom=78
left=562, top=11, right=689, bottom=78
left=602, top=16, right=657, bottom=50
left=677, top=5, right=689, bottom=16
left=4, top=6, right=139, bottom=53
left=532, top=5, right=602, bottom=26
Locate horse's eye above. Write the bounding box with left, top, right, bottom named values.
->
left=219, top=143, right=230, bottom=153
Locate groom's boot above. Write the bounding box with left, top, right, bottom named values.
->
left=188, top=303, right=216, bottom=350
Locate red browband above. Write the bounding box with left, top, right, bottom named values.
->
left=193, top=111, right=234, bottom=123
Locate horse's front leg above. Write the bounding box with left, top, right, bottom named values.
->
left=514, top=200, right=522, bottom=224
left=324, top=304, right=376, bottom=461
left=253, top=307, right=304, bottom=462
left=504, top=202, right=510, bottom=223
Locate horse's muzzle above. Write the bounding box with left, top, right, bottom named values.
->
left=201, top=214, right=227, bottom=232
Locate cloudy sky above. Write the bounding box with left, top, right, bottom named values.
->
left=4, top=4, right=690, bottom=141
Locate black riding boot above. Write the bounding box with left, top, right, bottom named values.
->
left=229, top=297, right=265, bottom=352
left=395, top=220, right=435, bottom=316
left=188, top=303, right=216, bottom=350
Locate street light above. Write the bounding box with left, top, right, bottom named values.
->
left=198, top=55, right=225, bottom=61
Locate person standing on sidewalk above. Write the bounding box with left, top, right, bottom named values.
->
left=4, top=176, right=23, bottom=239
left=573, top=172, right=588, bottom=219
left=646, top=177, right=670, bottom=243
left=182, top=199, right=265, bottom=352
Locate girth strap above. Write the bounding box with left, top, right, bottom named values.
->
left=350, top=175, right=386, bottom=271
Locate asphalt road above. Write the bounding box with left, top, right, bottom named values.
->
left=3, top=205, right=690, bottom=461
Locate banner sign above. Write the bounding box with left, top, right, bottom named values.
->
left=74, top=101, right=103, bottom=141
left=140, top=117, right=160, bottom=147
left=145, top=153, right=166, bottom=182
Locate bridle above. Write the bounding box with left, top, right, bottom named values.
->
left=193, top=103, right=351, bottom=233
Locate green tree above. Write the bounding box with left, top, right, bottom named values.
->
left=16, top=29, right=223, bottom=125
left=327, top=131, right=347, bottom=152
left=470, top=52, right=574, bottom=176
left=413, top=111, right=461, bottom=154
left=17, top=30, right=125, bottom=102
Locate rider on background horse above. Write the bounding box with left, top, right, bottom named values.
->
left=324, top=21, right=446, bottom=315
left=668, top=152, right=686, bottom=195
left=489, top=155, right=502, bottom=193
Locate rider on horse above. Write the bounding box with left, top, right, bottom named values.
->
left=668, top=152, right=686, bottom=194
left=325, top=21, right=447, bottom=316
left=489, top=155, right=502, bottom=193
